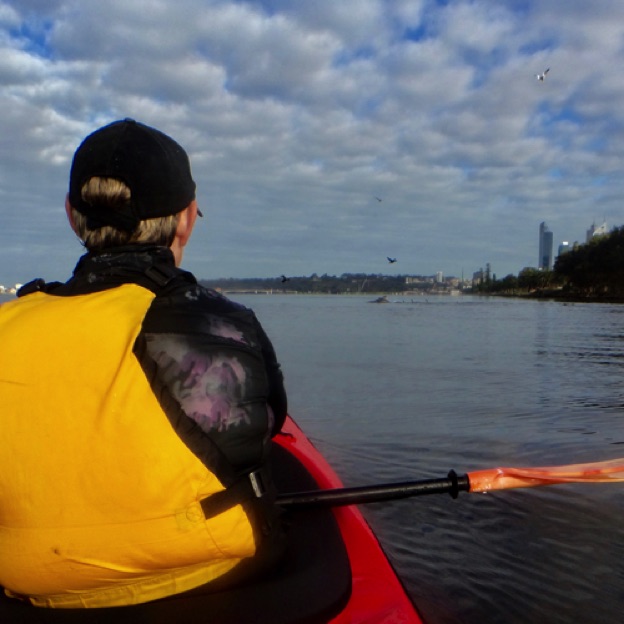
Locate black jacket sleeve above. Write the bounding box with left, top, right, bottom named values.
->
left=253, top=316, right=287, bottom=435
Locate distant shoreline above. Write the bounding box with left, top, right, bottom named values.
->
left=485, top=290, right=624, bottom=304
left=3, top=288, right=622, bottom=305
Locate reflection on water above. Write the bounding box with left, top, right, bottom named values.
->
left=236, top=293, right=624, bottom=624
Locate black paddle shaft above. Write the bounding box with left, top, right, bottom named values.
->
left=277, top=470, right=470, bottom=509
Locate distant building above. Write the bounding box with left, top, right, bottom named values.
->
left=558, top=241, right=570, bottom=256
left=435, top=271, right=444, bottom=283
left=538, top=222, right=553, bottom=270
left=586, top=221, right=608, bottom=243
left=405, top=276, right=434, bottom=286
left=472, top=268, right=485, bottom=287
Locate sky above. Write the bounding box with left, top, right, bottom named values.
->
left=1, top=0, right=623, bottom=287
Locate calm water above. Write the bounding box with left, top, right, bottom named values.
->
left=234, top=293, right=624, bottom=624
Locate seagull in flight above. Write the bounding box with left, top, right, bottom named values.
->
left=536, top=68, right=550, bottom=81
left=387, top=257, right=397, bottom=264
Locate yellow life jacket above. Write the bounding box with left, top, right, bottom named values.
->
left=0, top=284, right=255, bottom=608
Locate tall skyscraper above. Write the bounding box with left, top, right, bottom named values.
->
left=538, top=222, right=553, bottom=270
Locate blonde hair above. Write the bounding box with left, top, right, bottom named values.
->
left=70, top=177, right=179, bottom=251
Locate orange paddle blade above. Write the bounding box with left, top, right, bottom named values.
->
left=468, top=457, right=624, bottom=493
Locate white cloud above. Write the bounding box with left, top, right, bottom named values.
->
left=1, top=0, right=624, bottom=285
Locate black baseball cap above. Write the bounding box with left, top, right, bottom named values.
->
left=68, top=118, right=199, bottom=231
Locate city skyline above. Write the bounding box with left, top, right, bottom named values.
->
left=0, top=214, right=611, bottom=293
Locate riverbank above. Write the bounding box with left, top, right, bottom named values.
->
left=485, top=288, right=624, bottom=304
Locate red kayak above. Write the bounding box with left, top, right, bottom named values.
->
left=0, top=416, right=423, bottom=623
left=277, top=417, right=423, bottom=624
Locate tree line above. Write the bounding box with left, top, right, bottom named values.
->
left=201, top=226, right=624, bottom=300
left=200, top=273, right=441, bottom=295
left=477, top=225, right=624, bottom=300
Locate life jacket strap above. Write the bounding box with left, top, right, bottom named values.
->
left=200, top=468, right=269, bottom=519
left=201, top=466, right=282, bottom=542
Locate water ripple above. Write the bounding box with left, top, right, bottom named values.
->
left=238, top=294, right=624, bottom=623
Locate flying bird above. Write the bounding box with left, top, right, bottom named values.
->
left=374, top=196, right=382, bottom=202
left=536, top=68, right=550, bottom=81
left=387, top=257, right=397, bottom=264
left=281, top=275, right=290, bottom=283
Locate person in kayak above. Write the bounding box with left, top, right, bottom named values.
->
left=0, top=119, right=288, bottom=608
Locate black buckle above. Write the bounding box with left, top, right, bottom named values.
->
left=249, top=469, right=267, bottom=498
left=200, top=469, right=269, bottom=518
